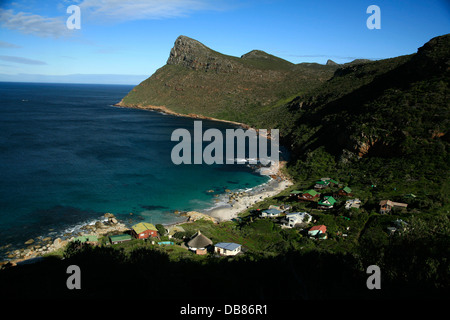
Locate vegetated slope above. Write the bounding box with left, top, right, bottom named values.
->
left=265, top=33, right=449, bottom=212
left=118, top=35, right=337, bottom=123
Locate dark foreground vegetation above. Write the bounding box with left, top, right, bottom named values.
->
left=0, top=210, right=448, bottom=300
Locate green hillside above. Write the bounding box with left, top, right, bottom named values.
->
left=263, top=34, right=449, bottom=213
left=119, top=35, right=337, bottom=123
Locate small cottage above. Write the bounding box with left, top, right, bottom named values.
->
left=308, top=225, right=327, bottom=239
left=298, top=189, right=320, bottom=202
left=379, top=200, right=408, bottom=214
left=187, top=230, right=213, bottom=255
left=131, top=222, right=159, bottom=239
left=334, top=186, right=353, bottom=198
left=214, top=242, right=242, bottom=256
left=314, top=180, right=330, bottom=189
left=318, top=196, right=337, bottom=209
left=345, top=198, right=361, bottom=209
left=166, top=225, right=185, bottom=238
left=260, top=208, right=282, bottom=218
left=282, top=212, right=312, bottom=228
left=109, top=234, right=132, bottom=244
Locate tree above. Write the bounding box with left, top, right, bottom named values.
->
left=155, top=224, right=166, bottom=237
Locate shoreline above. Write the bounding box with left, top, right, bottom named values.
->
left=204, top=177, right=292, bottom=222
left=1, top=105, right=293, bottom=266
left=1, top=160, right=292, bottom=266
left=202, top=161, right=293, bottom=222
left=0, top=213, right=130, bottom=267
left=114, top=102, right=252, bottom=129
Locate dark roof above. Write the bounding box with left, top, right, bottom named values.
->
left=187, top=231, right=213, bottom=249
left=263, top=208, right=282, bottom=215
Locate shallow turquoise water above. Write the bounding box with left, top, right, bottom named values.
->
left=0, top=82, right=269, bottom=251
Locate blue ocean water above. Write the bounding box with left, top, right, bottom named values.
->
left=0, top=82, right=269, bottom=252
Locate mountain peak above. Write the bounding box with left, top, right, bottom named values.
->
left=166, top=35, right=235, bottom=72
left=326, top=59, right=338, bottom=66
left=167, top=35, right=211, bottom=66
left=241, top=50, right=272, bottom=59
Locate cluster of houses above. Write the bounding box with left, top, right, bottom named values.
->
left=289, top=178, right=354, bottom=210
left=85, top=222, right=244, bottom=257
left=72, top=177, right=410, bottom=255
left=289, top=177, right=409, bottom=214
left=254, top=177, right=411, bottom=240
left=256, top=205, right=327, bottom=239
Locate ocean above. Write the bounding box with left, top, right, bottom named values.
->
left=0, top=82, right=269, bottom=256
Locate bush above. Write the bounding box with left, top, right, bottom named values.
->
left=155, top=224, right=166, bottom=236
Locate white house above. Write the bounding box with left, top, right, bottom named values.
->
left=283, top=212, right=312, bottom=228
left=260, top=208, right=282, bottom=218
left=214, top=242, right=242, bottom=256
left=345, top=198, right=361, bottom=209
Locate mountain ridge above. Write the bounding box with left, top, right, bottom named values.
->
left=117, top=35, right=338, bottom=122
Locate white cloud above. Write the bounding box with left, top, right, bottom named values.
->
left=0, top=55, right=47, bottom=65
left=0, top=1, right=219, bottom=38
left=78, top=0, right=213, bottom=22
left=0, top=8, right=71, bottom=38
left=0, top=40, right=22, bottom=48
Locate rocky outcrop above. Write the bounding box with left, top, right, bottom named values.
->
left=167, top=35, right=237, bottom=73
left=1, top=213, right=129, bottom=266
left=181, top=211, right=217, bottom=223
left=326, top=59, right=338, bottom=66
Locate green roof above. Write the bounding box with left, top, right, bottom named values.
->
left=109, top=234, right=132, bottom=241
left=132, top=222, right=157, bottom=234
left=73, top=235, right=98, bottom=242
left=342, top=186, right=352, bottom=193
left=315, top=180, right=329, bottom=185
left=304, top=189, right=318, bottom=196
left=290, top=190, right=302, bottom=194
left=319, top=196, right=337, bottom=206
left=328, top=179, right=339, bottom=184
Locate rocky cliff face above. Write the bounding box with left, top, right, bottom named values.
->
left=166, top=35, right=236, bottom=72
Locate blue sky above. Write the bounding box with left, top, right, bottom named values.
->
left=0, top=0, right=449, bottom=84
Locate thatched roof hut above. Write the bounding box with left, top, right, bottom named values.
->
left=187, top=230, right=213, bottom=254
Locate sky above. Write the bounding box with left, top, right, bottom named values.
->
left=0, top=0, right=449, bottom=84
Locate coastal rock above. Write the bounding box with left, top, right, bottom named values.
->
left=109, top=217, right=118, bottom=224
left=24, top=239, right=34, bottom=245
left=184, top=211, right=217, bottom=223
left=94, top=221, right=105, bottom=229
left=53, top=238, right=63, bottom=249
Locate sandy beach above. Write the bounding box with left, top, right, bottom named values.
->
left=202, top=161, right=293, bottom=222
